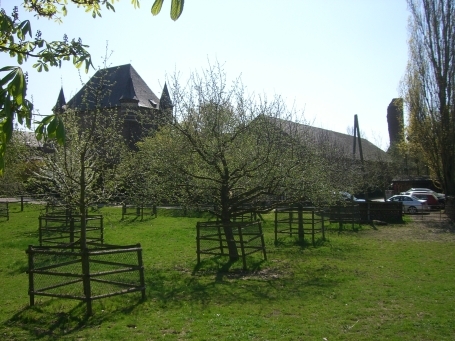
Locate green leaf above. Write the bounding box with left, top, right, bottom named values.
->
left=106, top=2, right=116, bottom=12
left=41, top=114, right=55, bottom=125
left=151, top=0, right=164, bottom=15
left=18, top=20, right=32, bottom=39
left=47, top=116, right=58, bottom=137
left=9, top=68, right=25, bottom=105
left=0, top=69, right=17, bottom=88
left=131, top=0, right=140, bottom=9
left=2, top=116, right=13, bottom=142
left=1, top=96, right=11, bottom=120
left=56, top=117, right=65, bottom=145
left=0, top=66, right=16, bottom=72
left=170, top=0, right=184, bottom=20
left=35, top=123, right=45, bottom=141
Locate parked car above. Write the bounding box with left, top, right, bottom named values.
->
left=407, top=192, right=442, bottom=209
left=386, top=195, right=430, bottom=214
left=340, top=191, right=365, bottom=202
left=401, top=187, right=444, bottom=197
left=402, top=189, right=445, bottom=208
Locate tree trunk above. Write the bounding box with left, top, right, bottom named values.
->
left=221, top=185, right=239, bottom=261
left=79, top=152, right=87, bottom=249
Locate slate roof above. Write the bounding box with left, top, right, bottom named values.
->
left=52, top=87, right=66, bottom=113
left=267, top=117, right=389, bottom=162
left=66, top=64, right=160, bottom=111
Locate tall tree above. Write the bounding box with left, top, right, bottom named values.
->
left=139, top=64, right=326, bottom=260
left=402, top=0, right=455, bottom=195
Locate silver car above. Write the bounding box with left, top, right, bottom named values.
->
left=386, top=195, right=430, bottom=214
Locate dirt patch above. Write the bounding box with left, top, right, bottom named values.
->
left=363, top=210, right=455, bottom=242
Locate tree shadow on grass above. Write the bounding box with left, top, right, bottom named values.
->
left=3, top=257, right=344, bottom=339
left=3, top=295, right=146, bottom=339
left=274, top=236, right=327, bottom=249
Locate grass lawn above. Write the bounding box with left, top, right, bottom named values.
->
left=0, top=203, right=454, bottom=340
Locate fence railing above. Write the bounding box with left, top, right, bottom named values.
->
left=38, top=214, right=104, bottom=247
left=121, top=203, right=157, bottom=220
left=26, top=243, right=145, bottom=316
left=275, top=205, right=325, bottom=245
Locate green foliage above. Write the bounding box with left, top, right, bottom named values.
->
left=151, top=0, right=184, bottom=20
left=402, top=0, right=455, bottom=194
left=0, top=3, right=95, bottom=175
left=136, top=64, right=331, bottom=221
left=0, top=131, right=42, bottom=195
left=32, top=103, right=127, bottom=212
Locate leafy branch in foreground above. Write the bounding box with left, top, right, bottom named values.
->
left=0, top=4, right=93, bottom=174
left=1, top=0, right=184, bottom=175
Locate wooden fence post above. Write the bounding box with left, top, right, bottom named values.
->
left=196, top=222, right=201, bottom=264
left=136, top=243, right=146, bottom=301
left=81, top=247, right=92, bottom=316
left=298, top=204, right=304, bottom=243
left=27, top=245, right=35, bottom=306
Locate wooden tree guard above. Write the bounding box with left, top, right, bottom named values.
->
left=196, top=220, right=267, bottom=270
left=274, top=205, right=325, bottom=245
left=122, top=203, right=157, bottom=220
left=38, top=214, right=104, bottom=248
left=328, top=204, right=361, bottom=230
left=26, top=243, right=146, bottom=316
left=0, top=201, right=8, bottom=220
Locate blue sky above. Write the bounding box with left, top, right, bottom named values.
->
left=1, top=0, right=410, bottom=150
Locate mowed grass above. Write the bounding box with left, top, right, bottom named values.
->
left=0, top=203, right=454, bottom=340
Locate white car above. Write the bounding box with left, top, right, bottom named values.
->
left=386, top=194, right=430, bottom=214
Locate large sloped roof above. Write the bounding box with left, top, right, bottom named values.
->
left=267, top=117, right=389, bottom=162
left=66, top=64, right=160, bottom=111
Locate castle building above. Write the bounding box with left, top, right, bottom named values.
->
left=53, top=64, right=172, bottom=148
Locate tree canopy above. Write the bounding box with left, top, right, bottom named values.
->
left=130, top=63, right=335, bottom=259
left=402, top=0, right=455, bottom=195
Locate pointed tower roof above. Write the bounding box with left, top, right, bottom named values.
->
left=53, top=87, right=66, bottom=114
left=159, top=82, right=173, bottom=111
left=67, top=64, right=160, bottom=111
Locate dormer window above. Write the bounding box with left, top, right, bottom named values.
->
left=149, top=99, right=158, bottom=108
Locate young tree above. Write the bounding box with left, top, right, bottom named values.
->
left=402, top=0, right=455, bottom=195
left=33, top=67, right=128, bottom=248
left=139, top=64, right=326, bottom=260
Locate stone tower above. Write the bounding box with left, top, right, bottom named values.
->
left=387, top=98, right=404, bottom=147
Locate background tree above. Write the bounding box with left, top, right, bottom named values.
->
left=0, top=130, right=42, bottom=196
left=138, top=64, right=327, bottom=260
left=402, top=0, right=455, bottom=195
